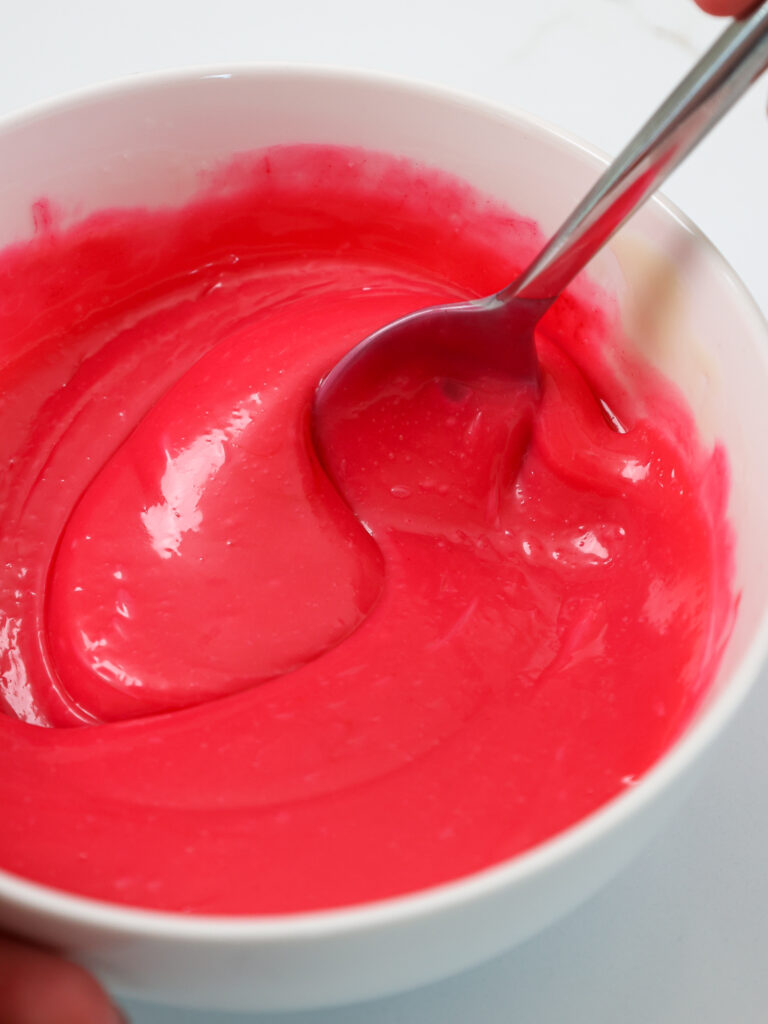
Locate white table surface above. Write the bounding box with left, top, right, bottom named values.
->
left=2, top=2, right=766, bottom=1021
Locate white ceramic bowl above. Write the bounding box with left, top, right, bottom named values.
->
left=0, top=66, right=767, bottom=1014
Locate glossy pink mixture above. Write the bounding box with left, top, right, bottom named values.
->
left=0, top=146, right=733, bottom=912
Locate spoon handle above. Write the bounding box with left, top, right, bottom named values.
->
left=502, top=3, right=768, bottom=304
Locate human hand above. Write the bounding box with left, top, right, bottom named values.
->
left=0, top=933, right=126, bottom=1023
left=695, top=1, right=759, bottom=14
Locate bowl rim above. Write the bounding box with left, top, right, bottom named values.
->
left=1, top=61, right=767, bottom=943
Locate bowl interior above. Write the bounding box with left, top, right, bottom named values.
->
left=0, top=69, right=766, bottom=1007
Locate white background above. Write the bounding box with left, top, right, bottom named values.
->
left=1, top=2, right=766, bottom=1021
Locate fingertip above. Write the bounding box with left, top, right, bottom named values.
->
left=695, top=0, right=757, bottom=15
left=0, top=934, right=128, bottom=1023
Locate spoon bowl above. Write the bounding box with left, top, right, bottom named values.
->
left=312, top=294, right=545, bottom=490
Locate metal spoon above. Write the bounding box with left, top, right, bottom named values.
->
left=312, top=4, right=768, bottom=472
